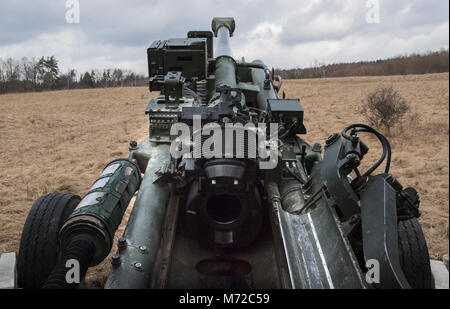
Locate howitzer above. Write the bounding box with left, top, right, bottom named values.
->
left=16, top=17, right=432, bottom=289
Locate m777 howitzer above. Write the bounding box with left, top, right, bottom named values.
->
left=16, top=17, right=432, bottom=289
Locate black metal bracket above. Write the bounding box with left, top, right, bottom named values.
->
left=359, top=174, right=411, bottom=289
left=149, top=72, right=186, bottom=104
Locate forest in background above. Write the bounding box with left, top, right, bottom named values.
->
left=1, top=50, right=449, bottom=95
left=0, top=56, right=147, bottom=95
left=276, top=50, right=449, bottom=79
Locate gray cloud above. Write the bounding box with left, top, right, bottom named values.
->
left=0, top=0, right=448, bottom=73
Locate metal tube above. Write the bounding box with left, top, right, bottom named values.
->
left=214, top=26, right=237, bottom=90
left=214, top=57, right=237, bottom=89
left=59, top=158, right=141, bottom=266
left=105, top=142, right=171, bottom=289
left=279, top=179, right=306, bottom=213
left=215, top=27, right=232, bottom=58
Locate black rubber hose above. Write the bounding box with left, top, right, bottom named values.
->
left=341, top=124, right=392, bottom=176
left=355, top=128, right=392, bottom=175
left=42, top=237, right=95, bottom=289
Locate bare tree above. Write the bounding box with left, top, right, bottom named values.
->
left=0, top=55, right=146, bottom=94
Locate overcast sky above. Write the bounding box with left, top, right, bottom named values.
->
left=0, top=0, right=448, bottom=74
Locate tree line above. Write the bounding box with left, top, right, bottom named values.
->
left=0, top=56, right=147, bottom=95
left=276, top=50, right=449, bottom=79
left=1, top=50, right=448, bottom=94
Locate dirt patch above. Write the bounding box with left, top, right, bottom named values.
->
left=0, top=73, right=448, bottom=287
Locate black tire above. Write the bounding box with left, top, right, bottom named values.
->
left=398, top=218, right=433, bottom=289
left=17, top=193, right=81, bottom=289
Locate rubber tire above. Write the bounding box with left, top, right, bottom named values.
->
left=17, top=193, right=81, bottom=289
left=398, top=218, right=433, bottom=289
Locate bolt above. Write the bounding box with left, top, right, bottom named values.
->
left=349, top=214, right=360, bottom=225
left=118, top=237, right=127, bottom=249
left=139, top=245, right=147, bottom=253
left=211, top=179, right=216, bottom=185
left=129, top=140, right=138, bottom=149
left=134, top=262, right=143, bottom=271
left=351, top=136, right=359, bottom=145
left=111, top=254, right=121, bottom=267
left=312, top=142, right=322, bottom=153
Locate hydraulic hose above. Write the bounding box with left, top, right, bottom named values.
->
left=342, top=124, right=392, bottom=176
left=42, top=237, right=95, bottom=289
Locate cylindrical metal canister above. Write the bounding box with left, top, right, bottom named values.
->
left=59, top=158, right=141, bottom=265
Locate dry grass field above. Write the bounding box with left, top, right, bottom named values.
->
left=0, top=73, right=448, bottom=287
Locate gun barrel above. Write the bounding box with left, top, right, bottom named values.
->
left=211, top=17, right=237, bottom=89
left=215, top=27, right=232, bottom=58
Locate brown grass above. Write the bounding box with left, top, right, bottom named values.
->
left=0, top=87, right=156, bottom=287
left=0, top=73, right=448, bottom=287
